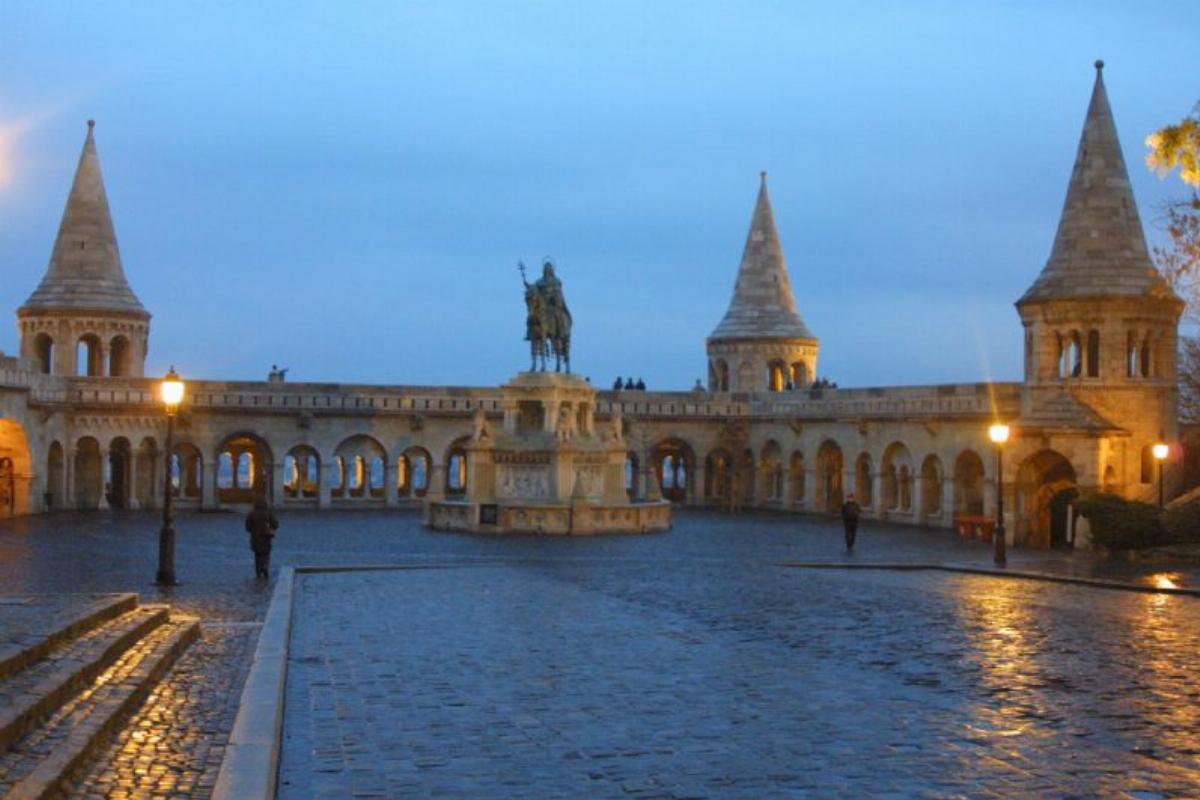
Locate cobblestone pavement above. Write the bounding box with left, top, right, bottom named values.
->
left=2, top=509, right=1199, bottom=798
left=279, top=564, right=1200, bottom=799
left=67, top=622, right=259, bottom=800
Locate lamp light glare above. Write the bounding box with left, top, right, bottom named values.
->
left=161, top=366, right=185, bottom=409
left=988, top=423, right=1010, bottom=445
left=1152, top=443, right=1169, bottom=461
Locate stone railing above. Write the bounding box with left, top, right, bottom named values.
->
left=33, top=376, right=1024, bottom=422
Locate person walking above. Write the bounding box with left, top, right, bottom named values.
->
left=841, top=493, right=861, bottom=551
left=245, top=496, right=280, bottom=579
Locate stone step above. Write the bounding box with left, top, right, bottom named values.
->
left=0, top=605, right=169, bottom=754
left=0, top=617, right=201, bottom=800
left=0, top=594, right=138, bottom=683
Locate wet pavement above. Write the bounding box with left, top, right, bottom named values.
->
left=2, top=509, right=1199, bottom=797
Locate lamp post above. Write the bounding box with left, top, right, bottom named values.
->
left=1152, top=442, right=1169, bottom=508
left=155, top=367, right=185, bottom=586
left=988, top=423, right=1011, bottom=567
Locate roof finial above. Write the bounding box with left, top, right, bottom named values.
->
left=760, top=170, right=767, bottom=184
left=1094, top=59, right=1104, bottom=72
left=87, top=119, right=95, bottom=129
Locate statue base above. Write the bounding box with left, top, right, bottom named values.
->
left=424, top=371, right=671, bottom=536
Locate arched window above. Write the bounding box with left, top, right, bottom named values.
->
left=370, top=457, right=385, bottom=497
left=1127, top=331, right=1138, bottom=377
left=661, top=455, right=675, bottom=489
left=1140, top=336, right=1152, bottom=378
left=236, top=452, right=255, bottom=489
left=767, top=361, right=787, bottom=392
left=1140, top=445, right=1154, bottom=484
left=1067, top=332, right=1082, bottom=377
left=109, top=336, right=131, bottom=377
left=1056, top=333, right=1066, bottom=378
left=217, top=452, right=234, bottom=489
left=76, top=335, right=102, bottom=377
left=791, top=362, right=809, bottom=389
left=283, top=454, right=298, bottom=493
left=1086, top=330, right=1100, bottom=378
left=34, top=334, right=54, bottom=375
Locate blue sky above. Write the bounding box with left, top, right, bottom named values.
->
left=0, top=2, right=1195, bottom=389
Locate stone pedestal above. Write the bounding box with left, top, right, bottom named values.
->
left=426, top=372, right=671, bottom=535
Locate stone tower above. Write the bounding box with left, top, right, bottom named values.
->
left=18, top=120, right=150, bottom=377
left=707, top=173, right=819, bottom=393
left=1016, top=62, right=1184, bottom=497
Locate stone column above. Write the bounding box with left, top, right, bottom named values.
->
left=318, top=460, right=334, bottom=509
left=201, top=460, right=218, bottom=510
left=126, top=452, right=140, bottom=510
left=97, top=447, right=110, bottom=510
left=384, top=460, right=399, bottom=507
left=691, top=461, right=706, bottom=507
left=871, top=472, right=884, bottom=519
left=942, top=477, right=955, bottom=528
left=273, top=459, right=287, bottom=506
left=426, top=464, right=446, bottom=501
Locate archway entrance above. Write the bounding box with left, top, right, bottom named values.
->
left=815, top=440, right=844, bottom=514
left=216, top=433, right=274, bottom=505
left=1017, top=449, right=1078, bottom=548
left=0, top=420, right=32, bottom=516
left=651, top=439, right=695, bottom=504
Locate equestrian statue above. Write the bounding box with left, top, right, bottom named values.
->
left=520, top=259, right=572, bottom=373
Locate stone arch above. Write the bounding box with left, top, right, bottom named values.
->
left=171, top=442, right=203, bottom=500
left=788, top=450, right=805, bottom=505
left=444, top=436, right=470, bottom=496
left=74, top=436, right=103, bottom=510
left=1017, top=449, right=1078, bottom=548
left=400, top=446, right=432, bottom=498
left=704, top=448, right=733, bottom=505
left=109, top=335, right=132, bottom=377
left=34, top=333, right=54, bottom=375
left=759, top=440, right=784, bottom=502
left=0, top=420, right=33, bottom=516
left=881, top=442, right=914, bottom=511
left=651, top=438, right=695, bottom=504
left=335, top=435, right=387, bottom=500
left=1102, top=464, right=1118, bottom=493
left=953, top=450, right=985, bottom=516
left=215, top=432, right=274, bottom=505
left=76, top=333, right=103, bottom=377
left=283, top=445, right=321, bottom=501
left=854, top=452, right=873, bottom=507
left=815, top=439, right=844, bottom=514
left=45, top=441, right=65, bottom=511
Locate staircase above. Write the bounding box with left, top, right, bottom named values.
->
left=0, top=594, right=199, bottom=800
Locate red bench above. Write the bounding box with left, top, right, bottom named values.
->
left=955, top=515, right=995, bottom=543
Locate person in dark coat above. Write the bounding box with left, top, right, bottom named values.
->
left=841, top=493, right=861, bottom=551
left=245, top=497, right=280, bottom=579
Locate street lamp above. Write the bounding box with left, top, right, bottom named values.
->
left=988, top=423, right=1011, bottom=567
left=155, top=366, right=185, bottom=586
left=1152, top=442, right=1169, bottom=508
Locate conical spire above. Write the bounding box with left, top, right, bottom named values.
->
left=1019, top=61, right=1173, bottom=304
left=21, top=120, right=147, bottom=315
left=709, top=172, right=815, bottom=340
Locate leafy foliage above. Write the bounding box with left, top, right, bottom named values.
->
left=1146, top=110, right=1200, bottom=188
left=1161, top=495, right=1200, bottom=545
left=1076, top=492, right=1163, bottom=551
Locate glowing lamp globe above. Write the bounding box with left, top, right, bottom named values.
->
left=988, top=423, right=1010, bottom=445
left=161, top=367, right=185, bottom=412
left=1152, top=443, right=1169, bottom=461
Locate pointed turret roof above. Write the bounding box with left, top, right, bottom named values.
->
left=709, top=173, right=815, bottom=341
left=1019, top=61, right=1174, bottom=305
left=21, top=120, right=147, bottom=316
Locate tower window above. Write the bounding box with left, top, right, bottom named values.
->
left=1086, top=330, right=1100, bottom=378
